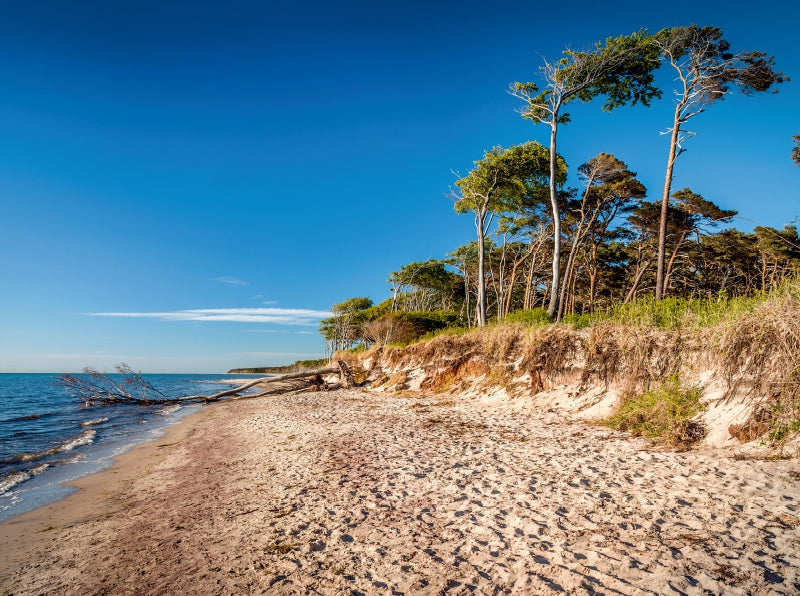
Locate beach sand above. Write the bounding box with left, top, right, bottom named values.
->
left=1, top=388, right=798, bottom=595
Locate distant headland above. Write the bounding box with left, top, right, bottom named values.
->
left=227, top=358, right=328, bottom=375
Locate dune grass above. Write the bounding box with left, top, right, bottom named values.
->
left=602, top=375, right=706, bottom=448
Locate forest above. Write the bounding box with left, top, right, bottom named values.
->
left=321, top=25, right=798, bottom=355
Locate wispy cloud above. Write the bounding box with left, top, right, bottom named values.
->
left=91, top=307, right=332, bottom=325
left=214, top=276, right=248, bottom=286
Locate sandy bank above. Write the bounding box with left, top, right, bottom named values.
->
left=1, top=389, right=798, bottom=594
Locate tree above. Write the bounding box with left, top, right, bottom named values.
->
left=623, top=200, right=662, bottom=301
left=59, top=362, right=346, bottom=405
left=512, top=29, right=662, bottom=317
left=793, top=132, right=800, bottom=166
left=689, top=230, right=760, bottom=297
left=557, top=153, right=646, bottom=319
left=319, top=297, right=374, bottom=355
left=653, top=25, right=787, bottom=299
left=622, top=189, right=736, bottom=300
left=447, top=241, right=481, bottom=326
left=362, top=311, right=459, bottom=346
left=452, top=142, right=555, bottom=326
left=388, top=259, right=463, bottom=313
left=660, top=188, right=736, bottom=294
left=753, top=225, right=800, bottom=290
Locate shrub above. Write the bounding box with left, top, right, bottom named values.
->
left=608, top=295, right=759, bottom=329
left=500, top=308, right=553, bottom=327
left=362, top=310, right=460, bottom=346
left=561, top=312, right=600, bottom=328
left=603, top=375, right=706, bottom=448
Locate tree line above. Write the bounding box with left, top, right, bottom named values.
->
left=321, top=25, right=796, bottom=354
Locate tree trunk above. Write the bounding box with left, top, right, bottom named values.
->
left=568, top=266, right=579, bottom=316
left=662, top=230, right=688, bottom=296
left=656, top=101, right=684, bottom=300
left=464, top=269, right=471, bottom=328
left=547, top=119, right=562, bottom=317
left=58, top=365, right=349, bottom=407
left=497, top=234, right=507, bottom=320
left=625, top=257, right=654, bottom=303
left=476, top=207, right=488, bottom=327
left=588, top=241, right=599, bottom=313
left=504, top=243, right=534, bottom=315
left=557, top=242, right=577, bottom=321
left=524, top=253, right=536, bottom=310
left=503, top=254, right=520, bottom=316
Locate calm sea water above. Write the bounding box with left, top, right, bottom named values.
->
left=0, top=373, right=260, bottom=521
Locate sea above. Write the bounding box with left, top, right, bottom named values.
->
left=0, top=372, right=261, bottom=522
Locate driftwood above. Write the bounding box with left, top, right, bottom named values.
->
left=57, top=362, right=350, bottom=407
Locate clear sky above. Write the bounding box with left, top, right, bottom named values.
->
left=1, top=0, right=798, bottom=373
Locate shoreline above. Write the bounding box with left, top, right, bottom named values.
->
left=0, top=373, right=255, bottom=524
left=2, top=388, right=798, bottom=594
left=0, top=401, right=221, bottom=577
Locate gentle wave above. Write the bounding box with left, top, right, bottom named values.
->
left=157, top=405, right=181, bottom=415
left=2, top=411, right=56, bottom=424
left=3, top=430, right=97, bottom=465
left=0, top=471, right=28, bottom=494
left=0, top=464, right=49, bottom=495
left=80, top=417, right=109, bottom=427
left=55, top=429, right=97, bottom=452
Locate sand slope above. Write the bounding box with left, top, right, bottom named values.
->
left=2, top=389, right=799, bottom=594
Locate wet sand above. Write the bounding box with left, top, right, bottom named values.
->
left=1, top=389, right=798, bottom=594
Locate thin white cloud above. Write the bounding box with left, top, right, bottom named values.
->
left=91, top=307, right=332, bottom=325
left=214, top=276, right=248, bottom=286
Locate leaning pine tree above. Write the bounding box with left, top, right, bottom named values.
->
left=652, top=25, right=787, bottom=300
left=512, top=29, right=662, bottom=318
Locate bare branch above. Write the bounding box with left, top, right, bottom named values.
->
left=56, top=362, right=348, bottom=406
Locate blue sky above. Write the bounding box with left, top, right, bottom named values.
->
left=1, top=0, right=798, bottom=372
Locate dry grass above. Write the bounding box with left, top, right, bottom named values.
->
left=386, top=371, right=409, bottom=390
left=718, top=283, right=800, bottom=444
left=519, top=326, right=582, bottom=393
left=344, top=280, right=800, bottom=449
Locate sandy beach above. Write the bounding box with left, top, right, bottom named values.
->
left=1, top=388, right=798, bottom=595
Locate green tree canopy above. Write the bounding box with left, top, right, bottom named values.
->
left=652, top=24, right=787, bottom=299
left=452, top=141, right=558, bottom=326
left=511, top=29, right=662, bottom=316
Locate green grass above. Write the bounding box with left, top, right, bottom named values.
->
left=499, top=308, right=553, bottom=327
left=606, top=295, right=761, bottom=330
left=769, top=399, right=800, bottom=442
left=417, top=324, right=471, bottom=342
left=603, top=375, right=706, bottom=447
left=490, top=293, right=762, bottom=331
left=561, top=312, right=597, bottom=328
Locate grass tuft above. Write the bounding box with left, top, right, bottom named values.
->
left=500, top=308, right=553, bottom=327
left=603, top=375, right=706, bottom=448
left=607, top=295, right=760, bottom=330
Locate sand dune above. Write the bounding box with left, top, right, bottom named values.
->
left=1, top=389, right=798, bottom=594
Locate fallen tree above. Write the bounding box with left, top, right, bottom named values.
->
left=57, top=362, right=352, bottom=406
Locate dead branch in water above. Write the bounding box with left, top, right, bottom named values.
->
left=57, top=362, right=347, bottom=406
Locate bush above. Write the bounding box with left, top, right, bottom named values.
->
left=500, top=308, right=553, bottom=327
left=603, top=375, right=706, bottom=448
left=561, top=312, right=600, bottom=328
left=608, top=295, right=759, bottom=329
left=362, top=310, right=460, bottom=346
